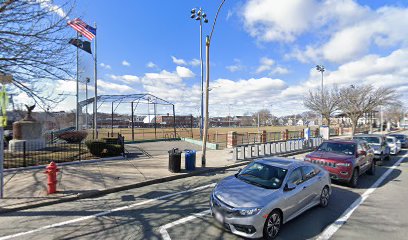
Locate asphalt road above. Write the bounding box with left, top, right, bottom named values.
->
left=0, top=141, right=407, bottom=239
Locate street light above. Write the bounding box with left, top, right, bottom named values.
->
left=316, top=64, right=325, bottom=126
left=190, top=7, right=209, bottom=140
left=201, top=0, right=227, bottom=167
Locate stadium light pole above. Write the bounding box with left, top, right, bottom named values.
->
left=201, top=0, right=227, bottom=167
left=316, top=64, right=325, bottom=126
left=190, top=8, right=209, bottom=140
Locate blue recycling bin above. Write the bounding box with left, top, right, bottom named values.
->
left=185, top=150, right=196, bottom=171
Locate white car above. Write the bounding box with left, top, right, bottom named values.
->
left=386, top=136, right=401, bottom=155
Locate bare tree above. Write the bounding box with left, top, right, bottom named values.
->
left=252, top=109, right=272, bottom=126
left=0, top=0, right=75, bottom=109
left=384, top=104, right=405, bottom=125
left=303, top=87, right=340, bottom=128
left=338, top=85, right=397, bottom=135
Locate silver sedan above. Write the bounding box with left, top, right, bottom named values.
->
left=210, top=157, right=331, bottom=239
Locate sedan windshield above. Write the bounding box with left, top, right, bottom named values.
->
left=386, top=138, right=394, bottom=143
left=354, top=137, right=380, bottom=144
left=317, top=142, right=355, bottom=155
left=390, top=135, right=405, bottom=141
left=237, top=162, right=287, bottom=189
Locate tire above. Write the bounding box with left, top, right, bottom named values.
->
left=367, top=161, right=375, bottom=175
left=385, top=153, right=391, bottom=161
left=349, top=168, right=359, bottom=188
left=319, top=186, right=330, bottom=207
left=263, top=210, right=282, bottom=240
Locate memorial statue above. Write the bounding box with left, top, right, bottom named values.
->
left=23, top=104, right=36, bottom=121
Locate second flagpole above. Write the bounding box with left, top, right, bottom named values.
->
left=76, top=32, right=79, bottom=131
left=93, top=22, right=98, bottom=139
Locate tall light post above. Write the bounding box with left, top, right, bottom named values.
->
left=316, top=64, right=325, bottom=126
left=190, top=8, right=208, bottom=139
left=201, top=0, right=227, bottom=167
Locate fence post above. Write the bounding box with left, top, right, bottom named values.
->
left=23, top=141, right=27, bottom=167
left=227, top=131, right=237, bottom=148
left=261, top=130, right=267, bottom=143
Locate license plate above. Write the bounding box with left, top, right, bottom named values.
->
left=214, top=210, right=224, bottom=223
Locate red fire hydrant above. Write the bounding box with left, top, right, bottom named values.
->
left=44, top=162, right=59, bottom=194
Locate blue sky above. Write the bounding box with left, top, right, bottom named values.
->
left=19, top=0, right=408, bottom=117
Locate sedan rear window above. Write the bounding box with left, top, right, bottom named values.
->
left=354, top=137, right=380, bottom=144
left=237, top=162, right=287, bottom=189
left=317, top=142, right=355, bottom=155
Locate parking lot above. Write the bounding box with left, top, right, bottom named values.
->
left=0, top=137, right=407, bottom=239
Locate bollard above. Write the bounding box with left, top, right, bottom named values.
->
left=44, top=162, right=59, bottom=194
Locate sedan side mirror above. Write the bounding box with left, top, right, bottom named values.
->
left=237, top=168, right=242, bottom=174
left=284, top=182, right=296, bottom=191
left=358, top=150, right=366, bottom=156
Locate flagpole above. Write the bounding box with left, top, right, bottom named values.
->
left=93, top=22, right=98, bottom=139
left=76, top=32, right=79, bottom=131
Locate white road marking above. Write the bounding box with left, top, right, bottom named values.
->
left=317, top=153, right=408, bottom=240
left=0, top=183, right=216, bottom=240
left=159, top=209, right=211, bottom=240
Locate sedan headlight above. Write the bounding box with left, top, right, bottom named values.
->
left=236, top=207, right=261, bottom=216
left=304, top=157, right=311, bottom=162
left=374, top=151, right=380, bottom=154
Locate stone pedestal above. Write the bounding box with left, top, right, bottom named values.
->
left=9, top=120, right=45, bottom=151
left=8, top=139, right=45, bottom=151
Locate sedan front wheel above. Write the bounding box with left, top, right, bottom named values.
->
left=319, top=186, right=330, bottom=207
left=263, top=210, right=282, bottom=240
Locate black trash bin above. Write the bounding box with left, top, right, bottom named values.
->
left=168, top=148, right=182, bottom=173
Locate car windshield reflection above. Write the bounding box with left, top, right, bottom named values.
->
left=236, top=162, right=287, bottom=189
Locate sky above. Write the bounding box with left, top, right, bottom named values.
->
left=15, top=0, right=408, bottom=117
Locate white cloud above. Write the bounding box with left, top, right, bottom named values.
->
left=176, top=66, right=195, bottom=78
left=271, top=66, right=289, bottom=75
left=190, top=59, right=201, bottom=66
left=55, top=80, right=76, bottom=93
left=109, top=74, right=140, bottom=84
left=98, top=79, right=134, bottom=93
left=280, top=48, right=408, bottom=102
left=226, top=65, right=241, bottom=72
left=171, top=56, right=187, bottom=65
left=100, top=63, right=112, bottom=70
left=37, top=0, right=68, bottom=19
left=242, top=0, right=317, bottom=42
left=256, top=57, right=275, bottom=73
left=226, top=59, right=244, bottom=72
left=146, top=61, right=158, bottom=69
left=122, top=60, right=131, bottom=67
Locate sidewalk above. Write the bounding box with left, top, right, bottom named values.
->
left=0, top=148, right=241, bottom=213
left=0, top=144, right=311, bottom=214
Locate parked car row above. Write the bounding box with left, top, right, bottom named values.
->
left=210, top=133, right=406, bottom=239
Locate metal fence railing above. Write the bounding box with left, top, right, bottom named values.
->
left=4, top=134, right=126, bottom=169
left=4, top=142, right=90, bottom=169
left=233, top=137, right=323, bottom=161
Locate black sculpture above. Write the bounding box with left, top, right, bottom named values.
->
left=23, top=104, right=36, bottom=121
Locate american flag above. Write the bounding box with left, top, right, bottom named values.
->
left=67, top=18, right=96, bottom=41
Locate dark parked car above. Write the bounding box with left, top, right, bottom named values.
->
left=353, top=134, right=390, bottom=163
left=304, top=140, right=375, bottom=187
left=388, top=134, right=408, bottom=148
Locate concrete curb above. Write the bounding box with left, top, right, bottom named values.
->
left=0, top=150, right=309, bottom=214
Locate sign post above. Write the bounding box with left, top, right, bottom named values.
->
left=0, top=74, right=12, bottom=199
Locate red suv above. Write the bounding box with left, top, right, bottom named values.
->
left=304, top=140, right=375, bottom=187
